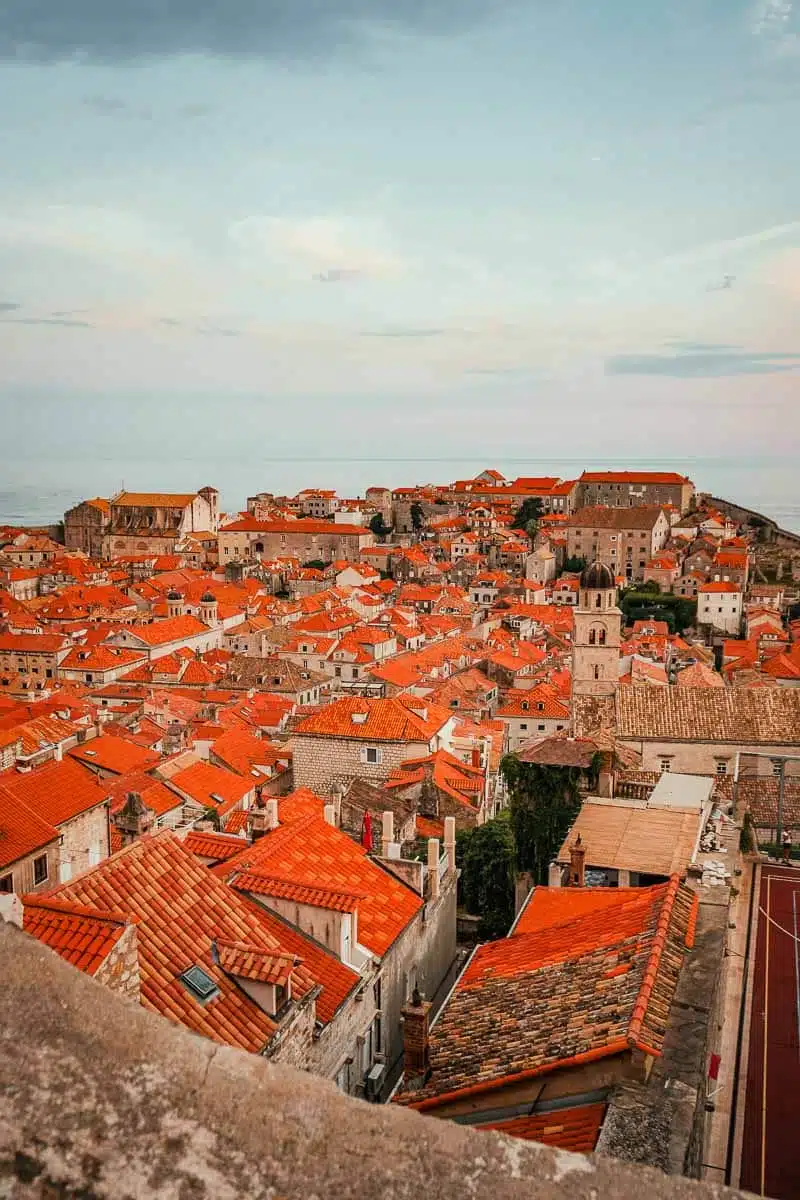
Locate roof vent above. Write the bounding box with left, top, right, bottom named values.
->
left=351, top=712, right=368, bottom=724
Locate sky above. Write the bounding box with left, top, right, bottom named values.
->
left=0, top=0, right=798, bottom=504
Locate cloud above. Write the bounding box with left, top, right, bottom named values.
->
left=361, top=327, right=450, bottom=338
left=0, top=316, right=94, bottom=328
left=0, top=301, right=21, bottom=312
left=230, top=214, right=403, bottom=280
left=706, top=274, right=736, bottom=291
left=196, top=326, right=241, bottom=337
left=156, top=317, right=183, bottom=327
left=0, top=0, right=500, bottom=63
left=751, top=0, right=800, bottom=55
left=606, top=346, right=800, bottom=377
left=313, top=268, right=364, bottom=283
left=661, top=222, right=800, bottom=271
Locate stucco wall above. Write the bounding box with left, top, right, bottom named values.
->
left=57, top=804, right=110, bottom=883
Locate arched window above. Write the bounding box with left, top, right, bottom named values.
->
left=589, top=629, right=596, bottom=645
left=593, top=664, right=600, bottom=680
left=254, top=541, right=264, bottom=554
left=595, top=593, right=602, bottom=608
left=599, top=629, right=606, bottom=645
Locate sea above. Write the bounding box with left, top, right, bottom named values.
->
left=1, top=455, right=798, bottom=533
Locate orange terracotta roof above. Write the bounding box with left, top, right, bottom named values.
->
left=579, top=470, right=690, bottom=485
left=0, top=758, right=110, bottom=827
left=481, top=1101, right=606, bottom=1152
left=0, top=790, right=60, bottom=869
left=116, top=615, right=209, bottom=646
left=215, top=939, right=299, bottom=986
left=112, top=491, right=198, bottom=507
left=22, top=896, right=132, bottom=976
left=68, top=734, right=160, bottom=776
left=184, top=830, right=248, bottom=861
left=231, top=874, right=366, bottom=913
left=169, top=760, right=252, bottom=814
left=294, top=695, right=450, bottom=743
left=47, top=830, right=318, bottom=1052
left=221, top=811, right=422, bottom=956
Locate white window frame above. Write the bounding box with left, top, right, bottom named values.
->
left=361, top=746, right=383, bottom=766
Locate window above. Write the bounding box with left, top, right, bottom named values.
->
left=715, top=762, right=728, bottom=776
left=589, top=629, right=596, bottom=645
left=772, top=760, right=783, bottom=778
left=537, top=723, right=546, bottom=731
left=33, top=854, right=48, bottom=885
left=362, top=746, right=382, bottom=765
left=0, top=873, right=12, bottom=893
left=180, top=965, right=220, bottom=1002
left=659, top=759, right=672, bottom=773
left=593, top=664, right=600, bottom=680
left=519, top=722, right=527, bottom=730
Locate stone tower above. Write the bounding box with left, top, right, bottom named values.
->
left=199, top=591, right=219, bottom=626
left=571, top=560, right=621, bottom=700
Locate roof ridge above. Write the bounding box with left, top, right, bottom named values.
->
left=626, top=874, right=682, bottom=1051
left=20, top=894, right=133, bottom=925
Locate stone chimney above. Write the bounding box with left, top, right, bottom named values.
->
left=401, top=987, right=432, bottom=1090
left=113, top=792, right=155, bottom=847
left=163, top=720, right=184, bottom=756
left=427, top=838, right=440, bottom=901
left=323, top=803, right=337, bottom=827
left=444, top=816, right=456, bottom=873
left=568, top=834, right=586, bottom=887
left=381, top=810, right=394, bottom=858
left=248, top=795, right=279, bottom=841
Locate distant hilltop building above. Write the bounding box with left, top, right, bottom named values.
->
left=65, top=488, right=220, bottom=559
left=576, top=470, right=695, bottom=514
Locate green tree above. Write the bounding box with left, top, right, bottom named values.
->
left=512, top=497, right=544, bottom=532
left=639, top=579, right=661, bottom=594
left=369, top=513, right=391, bottom=540
left=410, top=502, right=425, bottom=532
left=461, top=812, right=516, bottom=939
left=303, top=559, right=326, bottom=570
left=564, top=555, right=587, bottom=573
left=500, top=755, right=584, bottom=884
left=202, top=805, right=222, bottom=831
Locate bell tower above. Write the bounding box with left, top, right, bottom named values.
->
left=571, top=561, right=621, bottom=701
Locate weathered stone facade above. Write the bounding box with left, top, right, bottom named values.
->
left=63, top=498, right=110, bottom=557
left=95, top=924, right=141, bottom=1003
left=292, top=734, right=433, bottom=794
left=57, top=803, right=111, bottom=883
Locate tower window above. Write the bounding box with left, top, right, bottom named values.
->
left=589, top=629, right=596, bottom=645
left=593, top=665, right=600, bottom=680
left=599, top=629, right=606, bottom=645
left=595, top=594, right=602, bottom=608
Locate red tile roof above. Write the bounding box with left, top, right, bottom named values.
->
left=221, top=810, right=422, bottom=956
left=0, top=790, right=60, bottom=870
left=184, top=830, right=249, bottom=861
left=116, top=615, right=210, bottom=646
left=68, top=734, right=160, bottom=776
left=0, top=758, right=110, bottom=827
left=579, top=471, right=690, bottom=485
left=215, top=939, right=299, bottom=986
left=481, top=1101, right=606, bottom=1152
left=169, top=760, right=252, bottom=814
left=293, top=695, right=450, bottom=743
left=22, top=896, right=132, bottom=976
left=46, top=830, right=318, bottom=1052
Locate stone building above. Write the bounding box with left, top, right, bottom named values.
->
left=571, top=561, right=622, bottom=702
left=22, top=896, right=141, bottom=1002
left=103, top=488, right=219, bottom=557
left=0, top=759, right=111, bottom=884
left=697, top=581, right=743, bottom=636
left=566, top=506, right=671, bottom=582
left=0, top=633, right=71, bottom=682
left=219, top=517, right=374, bottom=565
left=291, top=695, right=457, bottom=794
left=0, top=790, right=61, bottom=895
left=63, top=497, right=110, bottom=557
left=576, top=471, right=695, bottom=514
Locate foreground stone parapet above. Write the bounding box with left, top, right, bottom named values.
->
left=0, top=921, right=752, bottom=1199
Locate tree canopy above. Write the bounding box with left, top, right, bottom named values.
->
left=410, top=502, right=425, bottom=532
left=512, top=497, right=544, bottom=532
left=500, top=754, right=595, bottom=884
left=459, top=812, right=516, bottom=939
left=369, top=513, right=391, bottom=539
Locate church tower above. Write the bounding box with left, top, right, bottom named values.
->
left=571, top=561, right=621, bottom=700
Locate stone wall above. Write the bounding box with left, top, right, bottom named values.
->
left=619, top=737, right=800, bottom=777
left=0, top=919, right=750, bottom=1200
left=95, top=924, right=141, bottom=1002
left=292, top=735, right=431, bottom=794
left=57, top=804, right=110, bottom=882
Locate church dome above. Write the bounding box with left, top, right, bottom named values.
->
left=200, top=591, right=216, bottom=603
left=579, top=560, right=615, bottom=590
left=167, top=589, right=183, bottom=601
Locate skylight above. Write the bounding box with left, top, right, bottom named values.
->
left=180, top=965, right=219, bottom=1002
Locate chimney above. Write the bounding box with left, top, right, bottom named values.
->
left=444, top=816, right=456, bottom=873
left=569, top=834, right=586, bottom=887
left=113, top=792, right=155, bottom=847
left=401, top=987, right=432, bottom=1089
left=323, top=803, right=337, bottom=827
left=381, top=810, right=394, bottom=857
left=427, top=837, right=440, bottom=901
left=0, top=893, right=23, bottom=927
left=53, top=742, right=63, bottom=762
left=248, top=797, right=279, bottom=841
